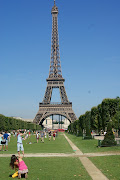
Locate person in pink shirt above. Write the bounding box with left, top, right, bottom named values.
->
left=10, top=155, right=28, bottom=179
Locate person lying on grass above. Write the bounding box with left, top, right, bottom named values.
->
left=10, top=155, right=28, bottom=179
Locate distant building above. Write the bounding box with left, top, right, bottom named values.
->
left=43, top=117, right=52, bottom=129
left=43, top=117, right=70, bottom=129
left=12, top=117, right=33, bottom=123
left=23, top=119, right=33, bottom=123
left=12, top=116, right=23, bottom=120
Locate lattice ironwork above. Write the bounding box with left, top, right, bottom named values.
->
left=60, top=86, right=69, bottom=103
left=34, top=0, right=77, bottom=124
left=43, top=86, right=52, bottom=104
left=49, top=0, right=62, bottom=79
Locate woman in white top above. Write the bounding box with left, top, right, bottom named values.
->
left=0, top=132, right=3, bottom=151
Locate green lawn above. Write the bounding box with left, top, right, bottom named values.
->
left=1, top=132, right=120, bottom=179
left=0, top=133, right=73, bottom=154
left=65, top=133, right=120, bottom=153
left=0, top=157, right=92, bottom=180
left=89, top=155, right=120, bottom=180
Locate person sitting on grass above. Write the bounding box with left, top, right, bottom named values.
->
left=10, top=155, right=28, bottom=179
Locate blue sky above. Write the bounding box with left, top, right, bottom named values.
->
left=0, top=0, right=120, bottom=119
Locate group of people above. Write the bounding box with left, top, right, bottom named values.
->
left=36, top=131, right=45, bottom=143
left=12, top=130, right=28, bottom=178
left=36, top=130, right=57, bottom=143
left=0, top=129, right=58, bottom=179
left=0, top=130, right=28, bottom=178
left=48, top=131, right=56, bottom=141
left=0, top=130, right=25, bottom=155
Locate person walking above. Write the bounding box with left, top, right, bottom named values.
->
left=8, top=132, right=11, bottom=142
left=36, top=132, right=39, bottom=143
left=48, top=131, right=51, bottom=141
left=53, top=131, right=56, bottom=141
left=3, top=131, right=9, bottom=151
left=44, top=131, right=47, bottom=138
left=41, top=131, right=44, bottom=143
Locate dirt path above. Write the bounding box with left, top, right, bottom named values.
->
left=0, top=151, right=120, bottom=158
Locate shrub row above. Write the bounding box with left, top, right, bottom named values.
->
left=0, top=114, right=42, bottom=131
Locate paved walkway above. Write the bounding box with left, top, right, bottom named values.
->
left=1, top=134, right=120, bottom=179
left=63, top=133, right=109, bottom=180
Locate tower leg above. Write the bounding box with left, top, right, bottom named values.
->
left=61, top=115, right=62, bottom=129
left=52, top=115, right=53, bottom=130
left=59, top=115, right=60, bottom=129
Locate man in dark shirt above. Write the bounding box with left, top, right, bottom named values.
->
left=3, top=131, right=9, bottom=151
left=49, top=131, right=51, bottom=141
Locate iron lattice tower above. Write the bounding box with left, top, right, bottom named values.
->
left=34, top=0, right=77, bottom=125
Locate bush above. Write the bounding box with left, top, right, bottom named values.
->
left=101, top=122, right=117, bottom=147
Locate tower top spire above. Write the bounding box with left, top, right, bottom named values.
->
left=51, top=0, right=58, bottom=14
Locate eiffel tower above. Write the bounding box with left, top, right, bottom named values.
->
left=33, top=0, right=77, bottom=125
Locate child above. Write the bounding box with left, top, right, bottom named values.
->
left=10, top=155, right=28, bottom=179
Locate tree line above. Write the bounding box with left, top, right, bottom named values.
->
left=0, top=114, right=42, bottom=131
left=68, top=97, right=120, bottom=136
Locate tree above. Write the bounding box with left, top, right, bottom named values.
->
left=86, top=125, right=91, bottom=137
left=0, top=114, right=6, bottom=130
left=79, top=115, right=85, bottom=131
left=91, top=107, right=98, bottom=130
left=84, top=111, right=91, bottom=129
left=97, top=104, right=102, bottom=134
left=76, top=120, right=83, bottom=136
left=101, top=99, right=111, bottom=130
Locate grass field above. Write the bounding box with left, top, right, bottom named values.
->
left=1, top=132, right=120, bottom=179
left=0, top=157, right=92, bottom=180
left=65, top=133, right=120, bottom=153
left=89, top=155, right=120, bottom=180
left=0, top=133, right=74, bottom=154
